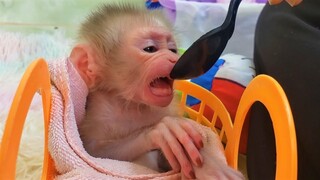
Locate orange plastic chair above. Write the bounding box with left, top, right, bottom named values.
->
left=0, top=58, right=55, bottom=180
left=174, top=75, right=297, bottom=180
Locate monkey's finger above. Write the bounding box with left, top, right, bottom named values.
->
left=165, top=119, right=203, bottom=168
left=159, top=123, right=195, bottom=179
left=149, top=127, right=180, bottom=171
left=158, top=137, right=180, bottom=171
left=180, top=119, right=204, bottom=150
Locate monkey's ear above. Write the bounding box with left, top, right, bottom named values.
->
left=69, top=44, right=97, bottom=88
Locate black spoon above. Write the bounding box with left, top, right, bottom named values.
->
left=170, top=0, right=242, bottom=79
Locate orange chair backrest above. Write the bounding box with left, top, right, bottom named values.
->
left=0, top=58, right=55, bottom=180
left=228, top=75, right=297, bottom=180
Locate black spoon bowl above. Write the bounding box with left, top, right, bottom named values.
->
left=170, top=0, right=242, bottom=79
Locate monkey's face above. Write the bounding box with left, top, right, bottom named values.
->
left=112, top=24, right=179, bottom=107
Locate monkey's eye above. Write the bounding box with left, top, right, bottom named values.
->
left=169, top=49, right=177, bottom=54
left=143, top=46, right=158, bottom=53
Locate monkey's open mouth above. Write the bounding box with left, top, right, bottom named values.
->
left=150, top=76, right=173, bottom=96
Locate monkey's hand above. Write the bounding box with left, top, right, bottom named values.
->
left=184, top=123, right=245, bottom=180
left=145, top=116, right=204, bottom=179
left=190, top=148, right=245, bottom=180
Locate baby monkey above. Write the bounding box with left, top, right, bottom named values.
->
left=70, top=3, right=243, bottom=179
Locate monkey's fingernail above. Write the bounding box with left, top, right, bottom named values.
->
left=196, top=157, right=202, bottom=167
left=189, top=171, right=196, bottom=179
left=199, top=140, right=204, bottom=148
left=196, top=157, right=203, bottom=167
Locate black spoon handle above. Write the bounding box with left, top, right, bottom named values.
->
left=202, top=0, right=242, bottom=41
left=222, top=0, right=242, bottom=35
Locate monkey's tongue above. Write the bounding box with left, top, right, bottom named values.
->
left=150, top=78, right=172, bottom=96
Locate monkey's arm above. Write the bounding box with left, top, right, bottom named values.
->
left=85, top=116, right=204, bottom=179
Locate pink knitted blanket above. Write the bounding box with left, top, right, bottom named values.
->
left=48, top=58, right=226, bottom=179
